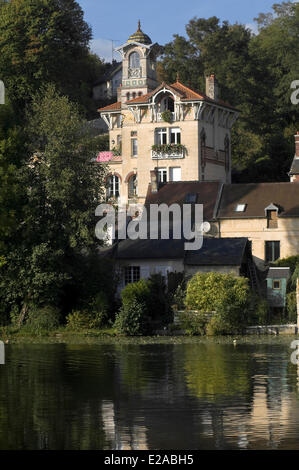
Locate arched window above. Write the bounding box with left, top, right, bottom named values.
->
left=138, top=92, right=142, bottom=97
left=126, top=92, right=130, bottom=101
left=107, top=175, right=120, bottom=198
left=161, top=96, right=174, bottom=112
left=129, top=51, right=140, bottom=69
left=132, top=92, right=136, bottom=99
left=128, top=174, right=137, bottom=198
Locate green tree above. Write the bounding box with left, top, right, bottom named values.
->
left=0, top=85, right=107, bottom=321
left=0, top=0, right=105, bottom=116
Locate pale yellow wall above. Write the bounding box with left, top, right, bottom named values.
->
left=106, top=106, right=231, bottom=204
left=219, top=217, right=299, bottom=269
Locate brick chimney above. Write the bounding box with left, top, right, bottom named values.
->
left=206, top=74, right=219, bottom=101
left=289, top=132, right=299, bottom=182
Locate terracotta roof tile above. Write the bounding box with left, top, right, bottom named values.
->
left=98, top=101, right=121, bottom=112
left=125, top=81, right=237, bottom=110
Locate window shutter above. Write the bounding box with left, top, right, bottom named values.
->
left=140, top=266, right=150, bottom=279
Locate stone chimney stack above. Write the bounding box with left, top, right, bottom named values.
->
left=206, top=74, right=219, bottom=101
left=289, top=132, right=299, bottom=182
left=150, top=170, right=158, bottom=193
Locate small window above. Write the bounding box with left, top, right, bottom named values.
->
left=124, top=266, right=140, bottom=285
left=107, top=175, right=120, bottom=198
left=235, top=204, right=247, bottom=212
left=157, top=168, right=167, bottom=183
left=185, top=193, right=197, bottom=203
left=126, top=92, right=130, bottom=101
left=138, top=92, right=142, bottom=97
left=273, top=280, right=281, bottom=290
left=131, top=138, right=138, bottom=157
left=131, top=131, right=137, bottom=137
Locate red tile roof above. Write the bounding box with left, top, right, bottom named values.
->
left=125, top=81, right=236, bottom=110
left=97, top=101, right=121, bottom=112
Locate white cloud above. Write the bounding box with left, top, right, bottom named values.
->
left=90, top=38, right=122, bottom=63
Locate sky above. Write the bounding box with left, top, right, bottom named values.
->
left=77, top=0, right=282, bottom=62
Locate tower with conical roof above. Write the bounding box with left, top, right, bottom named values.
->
left=115, top=21, right=159, bottom=106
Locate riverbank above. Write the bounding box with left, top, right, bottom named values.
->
left=1, top=324, right=299, bottom=345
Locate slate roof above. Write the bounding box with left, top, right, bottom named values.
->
left=114, top=236, right=249, bottom=266
left=266, top=267, right=291, bottom=279
left=217, top=183, right=299, bottom=218
left=115, top=238, right=185, bottom=260
left=185, top=237, right=248, bottom=266
left=145, top=181, right=222, bottom=221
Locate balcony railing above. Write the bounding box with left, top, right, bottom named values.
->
left=151, top=144, right=186, bottom=160
left=157, top=112, right=176, bottom=122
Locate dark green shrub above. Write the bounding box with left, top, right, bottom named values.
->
left=25, top=305, right=60, bottom=333
left=248, top=294, right=269, bottom=325
left=114, top=299, right=148, bottom=336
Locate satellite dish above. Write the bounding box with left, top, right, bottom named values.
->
left=200, top=221, right=211, bottom=233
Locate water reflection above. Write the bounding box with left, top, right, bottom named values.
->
left=0, top=339, right=299, bottom=449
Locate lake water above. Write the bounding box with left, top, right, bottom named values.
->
left=1, top=336, right=299, bottom=450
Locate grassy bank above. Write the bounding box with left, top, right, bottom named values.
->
left=0, top=325, right=118, bottom=343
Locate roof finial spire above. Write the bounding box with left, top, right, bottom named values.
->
left=137, top=19, right=141, bottom=31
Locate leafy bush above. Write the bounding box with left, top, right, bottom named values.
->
left=121, top=279, right=151, bottom=307
left=114, top=299, right=148, bottom=336
left=66, top=309, right=104, bottom=330
left=25, top=305, right=61, bottom=333
left=176, top=311, right=209, bottom=336
left=185, top=272, right=251, bottom=333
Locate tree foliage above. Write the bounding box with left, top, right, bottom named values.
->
left=0, top=0, right=105, bottom=116
left=159, top=1, right=299, bottom=182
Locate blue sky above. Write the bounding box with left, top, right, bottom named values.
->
left=77, top=0, right=279, bottom=62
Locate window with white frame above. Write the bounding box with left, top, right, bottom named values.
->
left=156, top=128, right=168, bottom=145
left=124, top=266, right=140, bottom=285
left=107, top=175, right=120, bottom=198
left=157, top=168, right=167, bottom=183
left=170, top=128, right=181, bottom=144
left=155, top=127, right=181, bottom=145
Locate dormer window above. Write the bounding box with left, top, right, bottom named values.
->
left=265, top=204, right=279, bottom=229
